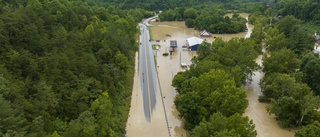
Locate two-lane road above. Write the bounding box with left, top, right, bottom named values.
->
left=139, top=18, right=157, bottom=122
left=126, top=16, right=172, bottom=137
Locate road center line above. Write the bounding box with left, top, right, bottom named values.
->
left=143, top=26, right=152, bottom=122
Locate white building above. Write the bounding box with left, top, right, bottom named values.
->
left=186, top=37, right=204, bottom=51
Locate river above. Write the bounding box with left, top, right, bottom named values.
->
left=126, top=13, right=295, bottom=137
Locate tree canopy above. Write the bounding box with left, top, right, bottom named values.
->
left=189, top=112, right=256, bottom=137
left=0, top=0, right=153, bottom=136
left=172, top=38, right=259, bottom=135
left=255, top=1, right=320, bottom=131
left=295, top=121, right=320, bottom=137
left=159, top=7, right=247, bottom=34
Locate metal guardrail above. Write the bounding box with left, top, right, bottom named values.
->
left=156, top=68, right=171, bottom=137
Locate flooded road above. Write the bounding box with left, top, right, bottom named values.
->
left=126, top=53, right=169, bottom=137
left=243, top=55, right=295, bottom=137
left=127, top=13, right=295, bottom=137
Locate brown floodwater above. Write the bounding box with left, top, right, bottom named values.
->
left=243, top=55, right=295, bottom=137
left=127, top=13, right=295, bottom=137
left=126, top=53, right=169, bottom=137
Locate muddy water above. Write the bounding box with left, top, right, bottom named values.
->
left=150, top=20, right=246, bottom=43
left=150, top=33, right=195, bottom=137
left=150, top=20, right=199, bottom=137
left=126, top=53, right=169, bottom=137
left=243, top=55, right=295, bottom=137
left=150, top=13, right=253, bottom=43
left=149, top=15, right=252, bottom=137
left=127, top=13, right=295, bottom=137
left=151, top=13, right=295, bottom=136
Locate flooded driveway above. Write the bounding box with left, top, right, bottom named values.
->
left=126, top=13, right=295, bottom=137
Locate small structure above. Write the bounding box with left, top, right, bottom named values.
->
left=313, top=32, right=320, bottom=43
left=180, top=63, right=189, bottom=71
left=200, top=30, right=212, bottom=37
left=186, top=37, right=204, bottom=51
left=170, top=40, right=178, bottom=51
left=169, top=48, right=174, bottom=55
left=181, top=63, right=188, bottom=68
left=313, top=32, right=320, bottom=54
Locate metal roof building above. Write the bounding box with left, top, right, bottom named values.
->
left=186, top=37, right=204, bottom=51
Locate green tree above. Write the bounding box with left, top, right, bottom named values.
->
left=185, top=18, right=194, bottom=28
left=263, top=49, right=301, bottom=75
left=172, top=71, right=196, bottom=94
left=115, top=51, right=129, bottom=71
left=215, top=130, right=241, bottom=137
left=0, top=94, right=28, bottom=136
left=276, top=15, right=301, bottom=37
left=295, top=121, right=320, bottom=137
left=301, top=52, right=320, bottom=95
left=28, top=116, right=46, bottom=137
left=190, top=112, right=256, bottom=137
left=214, top=38, right=260, bottom=84
left=184, top=8, right=197, bottom=19
left=250, top=23, right=265, bottom=44
left=267, top=96, right=301, bottom=127
left=264, top=27, right=287, bottom=52
left=287, top=28, right=316, bottom=55
left=248, top=11, right=264, bottom=25
left=63, top=111, right=98, bottom=137
left=47, top=131, right=61, bottom=137
left=175, top=69, right=248, bottom=130
left=90, top=92, right=116, bottom=137
left=0, top=0, right=139, bottom=135
left=260, top=73, right=297, bottom=101
left=159, top=9, right=176, bottom=21
left=266, top=83, right=320, bottom=128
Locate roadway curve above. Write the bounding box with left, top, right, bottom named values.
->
left=139, top=17, right=158, bottom=122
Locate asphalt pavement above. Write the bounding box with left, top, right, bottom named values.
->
left=139, top=18, right=157, bottom=122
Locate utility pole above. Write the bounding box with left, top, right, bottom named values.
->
left=180, top=52, right=181, bottom=65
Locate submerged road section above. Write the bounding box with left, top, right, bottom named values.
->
left=126, top=16, right=169, bottom=137
left=139, top=18, right=157, bottom=122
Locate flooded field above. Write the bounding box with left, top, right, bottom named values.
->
left=127, top=13, right=295, bottom=137
left=150, top=13, right=253, bottom=43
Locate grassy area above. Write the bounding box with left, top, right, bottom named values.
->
left=154, top=55, right=157, bottom=67
left=148, top=26, right=153, bottom=39
left=163, top=53, right=169, bottom=56
left=152, top=44, right=158, bottom=50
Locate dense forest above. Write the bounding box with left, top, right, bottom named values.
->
left=0, top=0, right=153, bottom=136
left=247, top=1, right=320, bottom=132
left=92, top=0, right=265, bottom=11
left=251, top=9, right=320, bottom=135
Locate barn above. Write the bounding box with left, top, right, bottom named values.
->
left=186, top=37, right=204, bottom=51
